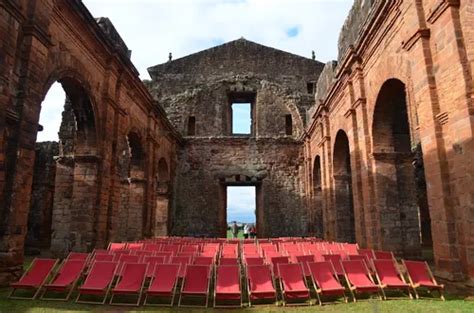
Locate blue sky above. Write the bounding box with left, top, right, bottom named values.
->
left=232, top=103, right=251, bottom=134
left=37, top=0, right=353, bottom=221
left=227, top=186, right=256, bottom=223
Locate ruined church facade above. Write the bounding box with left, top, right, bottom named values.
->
left=0, top=0, right=473, bottom=289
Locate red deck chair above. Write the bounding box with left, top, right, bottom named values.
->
left=171, top=255, right=192, bottom=278
left=358, top=248, right=376, bottom=260
left=93, top=249, right=109, bottom=255
left=127, top=242, right=144, bottom=250
left=144, top=256, right=166, bottom=278
left=323, top=254, right=344, bottom=276
left=342, top=260, right=383, bottom=302
left=308, top=261, right=347, bottom=305
left=246, top=264, right=277, bottom=306
left=178, top=265, right=212, bottom=307
left=270, top=256, right=290, bottom=278
left=163, top=244, right=181, bottom=255
left=349, top=254, right=375, bottom=273
left=67, top=252, right=90, bottom=263
left=403, top=260, right=445, bottom=300
left=110, top=263, right=148, bottom=306
left=374, top=250, right=395, bottom=260
left=108, top=242, right=126, bottom=251
left=76, top=261, right=117, bottom=304
left=295, top=255, right=316, bottom=278
left=112, top=250, right=131, bottom=262
left=117, top=255, right=140, bottom=276
left=244, top=257, right=265, bottom=266
left=182, top=245, right=200, bottom=254
left=214, top=265, right=242, bottom=307
left=154, top=251, right=173, bottom=262
left=220, top=257, right=239, bottom=266
left=93, top=253, right=114, bottom=262
left=144, top=263, right=180, bottom=306
left=134, top=250, right=153, bottom=260
left=373, top=259, right=412, bottom=299
left=41, top=259, right=87, bottom=301
left=278, top=263, right=311, bottom=306
left=9, top=258, right=58, bottom=300
left=144, top=243, right=161, bottom=252
left=194, top=256, right=214, bottom=267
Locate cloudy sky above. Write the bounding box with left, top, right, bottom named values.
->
left=37, top=0, right=353, bottom=223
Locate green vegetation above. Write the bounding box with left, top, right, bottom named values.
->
left=0, top=288, right=472, bottom=313
left=226, top=229, right=244, bottom=239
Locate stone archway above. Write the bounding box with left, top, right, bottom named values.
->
left=333, top=130, right=356, bottom=243
left=372, top=78, right=425, bottom=257
left=155, top=158, right=170, bottom=236
left=34, top=77, right=100, bottom=256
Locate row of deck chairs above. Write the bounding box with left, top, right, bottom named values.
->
left=9, top=253, right=444, bottom=307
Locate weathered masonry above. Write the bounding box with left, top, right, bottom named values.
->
left=147, top=38, right=324, bottom=238
left=304, top=0, right=474, bottom=287
left=0, top=0, right=180, bottom=285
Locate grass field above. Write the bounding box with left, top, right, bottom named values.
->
left=227, top=229, right=245, bottom=239
left=1, top=287, right=473, bottom=312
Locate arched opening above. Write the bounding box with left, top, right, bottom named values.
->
left=122, top=132, right=146, bottom=241
left=155, top=158, right=170, bottom=236
left=333, top=130, right=355, bottom=243
left=372, top=78, right=428, bottom=257
left=312, top=156, right=323, bottom=238
left=27, top=77, right=98, bottom=257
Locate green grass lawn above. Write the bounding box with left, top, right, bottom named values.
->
left=227, top=229, right=245, bottom=239
left=1, top=287, right=472, bottom=313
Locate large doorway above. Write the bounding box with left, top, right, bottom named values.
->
left=226, top=186, right=256, bottom=239
left=27, top=78, right=98, bottom=256
left=372, top=78, right=429, bottom=257
left=333, top=130, right=356, bottom=243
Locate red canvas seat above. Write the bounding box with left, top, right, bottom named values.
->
left=127, top=242, right=144, bottom=250
left=246, top=265, right=277, bottom=306
left=214, top=265, right=242, bottom=307
left=144, top=243, right=162, bottom=252
left=144, top=263, right=180, bottom=306
left=76, top=261, right=117, bottom=304
left=41, top=259, right=87, bottom=301
left=117, top=255, right=140, bottom=276
left=295, top=255, right=316, bottom=277
left=9, top=258, right=58, bottom=300
left=278, top=263, right=311, bottom=305
left=220, top=257, right=239, bottom=266
left=270, top=256, right=290, bottom=278
left=171, top=256, right=192, bottom=278
left=143, top=256, right=166, bottom=278
left=163, top=244, right=181, bottom=255
left=244, top=257, right=265, bottom=266
left=93, top=253, right=114, bottom=262
left=108, top=242, right=126, bottom=251
left=349, top=254, right=375, bottom=273
left=67, top=252, right=90, bottom=262
left=134, top=250, right=153, bottom=259
left=403, top=260, right=445, bottom=300
left=154, top=251, right=173, bottom=262
left=358, top=248, right=376, bottom=260
left=110, top=263, right=148, bottom=306
left=178, top=265, right=211, bottom=307
left=323, top=254, right=344, bottom=276
left=193, top=256, right=214, bottom=266
left=374, top=250, right=395, bottom=260
left=373, top=259, right=411, bottom=299
left=308, top=261, right=347, bottom=304
left=342, top=260, right=383, bottom=302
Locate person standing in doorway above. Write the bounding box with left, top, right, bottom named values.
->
left=231, top=221, right=239, bottom=239
left=243, top=223, right=250, bottom=239
left=250, top=224, right=257, bottom=238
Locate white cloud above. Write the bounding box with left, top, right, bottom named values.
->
left=37, top=82, right=65, bottom=142
left=227, top=186, right=255, bottom=222
left=38, top=0, right=353, bottom=144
